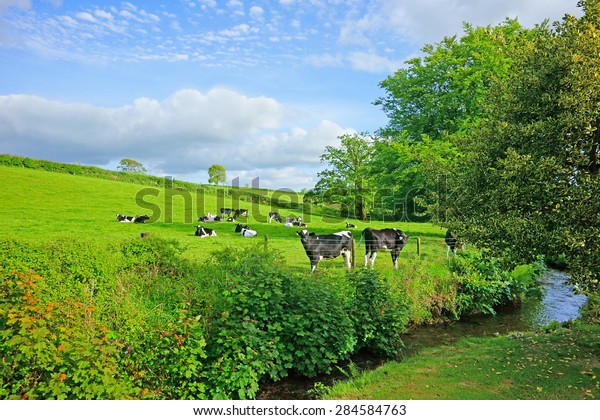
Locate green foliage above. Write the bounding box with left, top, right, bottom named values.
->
left=347, top=269, right=409, bottom=356
left=449, top=1, right=600, bottom=291
left=450, top=251, right=541, bottom=316
left=375, top=18, right=530, bottom=140
left=281, top=274, right=356, bottom=377
left=117, top=158, right=147, bottom=174
left=208, top=164, right=226, bottom=185
left=315, top=133, right=374, bottom=220
left=0, top=270, right=137, bottom=399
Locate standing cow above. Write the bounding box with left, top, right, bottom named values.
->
left=362, top=228, right=409, bottom=269
left=297, top=229, right=353, bottom=273
left=445, top=230, right=462, bottom=257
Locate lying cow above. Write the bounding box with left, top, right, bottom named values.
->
left=116, top=214, right=149, bottom=224
left=235, top=223, right=257, bottom=237
left=297, top=229, right=353, bottom=273
left=362, top=227, right=409, bottom=269
left=198, top=212, right=217, bottom=222
left=445, top=230, right=463, bottom=257
left=195, top=225, right=217, bottom=238
left=346, top=222, right=357, bottom=229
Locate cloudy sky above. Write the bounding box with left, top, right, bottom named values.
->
left=0, top=0, right=581, bottom=191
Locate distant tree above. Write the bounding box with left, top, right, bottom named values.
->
left=315, top=133, right=374, bottom=220
left=208, top=164, right=226, bottom=185
left=117, top=158, right=146, bottom=174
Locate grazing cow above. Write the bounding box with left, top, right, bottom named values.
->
left=235, top=223, right=257, bottom=237
left=445, top=230, right=463, bottom=257
left=362, top=228, right=409, bottom=269
left=297, top=229, right=353, bottom=273
left=269, top=211, right=282, bottom=223
left=346, top=222, right=357, bottom=229
left=235, top=209, right=248, bottom=218
left=220, top=208, right=234, bottom=218
left=195, top=225, right=217, bottom=238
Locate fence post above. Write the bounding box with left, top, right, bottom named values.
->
left=416, top=237, right=421, bottom=257
left=351, top=238, right=356, bottom=268
left=264, top=234, right=269, bottom=253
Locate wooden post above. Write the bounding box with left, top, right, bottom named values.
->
left=264, top=234, right=269, bottom=253
left=351, top=238, right=356, bottom=268
left=416, top=237, right=421, bottom=257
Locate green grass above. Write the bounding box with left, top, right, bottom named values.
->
left=0, top=165, right=452, bottom=273
left=323, top=322, right=600, bottom=400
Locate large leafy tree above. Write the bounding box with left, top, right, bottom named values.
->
left=208, top=164, right=226, bottom=186
left=369, top=20, right=531, bottom=220
left=450, top=0, right=600, bottom=291
left=375, top=18, right=529, bottom=140
left=315, top=133, right=374, bottom=220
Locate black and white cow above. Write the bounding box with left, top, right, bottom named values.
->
left=220, top=208, right=234, bottom=218
left=444, top=230, right=463, bottom=257
left=116, top=214, right=149, bottom=224
left=362, top=228, right=409, bottom=269
left=195, top=225, right=217, bottom=238
left=297, top=229, right=353, bottom=273
left=269, top=211, right=282, bottom=223
left=235, top=223, right=257, bottom=237
left=235, top=209, right=248, bottom=218
left=198, top=212, right=217, bottom=222
left=346, top=222, right=357, bottom=229
left=284, top=216, right=306, bottom=227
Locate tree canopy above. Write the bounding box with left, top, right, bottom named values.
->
left=117, top=158, right=146, bottom=174
left=447, top=0, right=599, bottom=290
left=315, top=133, right=374, bottom=220
left=208, top=164, right=226, bottom=186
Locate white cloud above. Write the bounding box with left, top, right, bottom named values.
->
left=0, top=89, right=345, bottom=190
left=75, top=12, right=96, bottom=23
left=341, top=0, right=581, bottom=50
left=249, top=5, right=264, bottom=20
left=0, top=0, right=30, bottom=11
left=347, top=51, right=403, bottom=73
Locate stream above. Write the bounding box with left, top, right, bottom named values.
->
left=257, top=270, right=587, bottom=400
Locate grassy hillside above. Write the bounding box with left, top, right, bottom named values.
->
left=0, top=165, right=451, bottom=272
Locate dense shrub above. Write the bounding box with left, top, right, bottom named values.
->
left=281, top=274, right=356, bottom=377
left=348, top=269, right=409, bottom=356
left=450, top=250, right=543, bottom=316
left=0, top=270, right=137, bottom=399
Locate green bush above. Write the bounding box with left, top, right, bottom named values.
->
left=281, top=274, right=356, bottom=377
left=450, top=250, right=541, bottom=316
left=0, top=270, right=138, bottom=399
left=347, top=269, right=409, bottom=356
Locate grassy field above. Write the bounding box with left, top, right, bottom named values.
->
left=323, top=322, right=600, bottom=400
left=0, top=165, right=451, bottom=273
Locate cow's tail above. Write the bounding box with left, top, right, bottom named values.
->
left=357, top=231, right=365, bottom=248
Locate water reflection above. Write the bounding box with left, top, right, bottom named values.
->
left=401, top=270, right=588, bottom=355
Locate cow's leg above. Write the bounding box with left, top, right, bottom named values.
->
left=343, top=249, right=351, bottom=269
left=370, top=251, right=377, bottom=268
left=392, top=252, right=399, bottom=269
left=446, top=246, right=450, bottom=257
left=364, top=252, right=369, bottom=267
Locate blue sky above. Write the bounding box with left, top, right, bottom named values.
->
left=0, top=0, right=580, bottom=191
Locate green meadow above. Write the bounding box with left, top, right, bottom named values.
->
left=3, top=162, right=596, bottom=400
left=0, top=164, right=450, bottom=272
